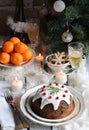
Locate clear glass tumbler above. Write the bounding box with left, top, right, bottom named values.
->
left=68, top=42, right=84, bottom=69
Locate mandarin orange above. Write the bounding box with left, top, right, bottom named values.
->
left=10, top=37, right=20, bottom=44
left=10, top=52, right=23, bottom=65
left=22, top=49, right=32, bottom=61
left=0, top=48, right=2, bottom=53
left=14, top=42, right=28, bottom=53
left=0, top=52, right=10, bottom=64
left=2, top=41, right=14, bottom=53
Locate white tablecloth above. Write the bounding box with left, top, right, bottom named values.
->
left=58, top=57, right=89, bottom=130
left=0, top=57, right=89, bottom=130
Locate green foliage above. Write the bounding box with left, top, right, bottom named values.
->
left=72, top=24, right=86, bottom=40
left=40, top=0, right=89, bottom=55
left=65, top=6, right=80, bottom=21
left=83, top=42, right=89, bottom=56
left=47, top=85, right=61, bottom=95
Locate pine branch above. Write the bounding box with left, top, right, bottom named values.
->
left=83, top=42, right=89, bottom=56
left=40, top=0, right=89, bottom=55
left=47, top=85, right=61, bottom=95
left=72, top=24, right=86, bottom=40
left=65, top=6, right=80, bottom=21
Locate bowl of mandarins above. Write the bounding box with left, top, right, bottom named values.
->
left=0, top=37, right=35, bottom=67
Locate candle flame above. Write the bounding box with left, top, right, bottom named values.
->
left=39, top=53, right=41, bottom=56
left=15, top=77, right=18, bottom=81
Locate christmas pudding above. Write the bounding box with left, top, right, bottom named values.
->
left=26, top=83, right=74, bottom=119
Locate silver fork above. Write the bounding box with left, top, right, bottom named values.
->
left=3, top=89, right=30, bottom=130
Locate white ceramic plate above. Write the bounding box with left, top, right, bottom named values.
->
left=20, top=84, right=85, bottom=126
left=0, top=48, right=35, bottom=68
left=25, top=94, right=79, bottom=123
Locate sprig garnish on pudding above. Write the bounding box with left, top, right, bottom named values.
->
left=47, top=84, right=61, bottom=95
left=30, top=82, right=74, bottom=119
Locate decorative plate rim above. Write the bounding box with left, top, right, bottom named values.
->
left=20, top=84, right=85, bottom=126
left=25, top=93, right=80, bottom=123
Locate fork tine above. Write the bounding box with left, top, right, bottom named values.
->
left=3, top=88, right=13, bottom=103
left=3, top=89, right=8, bottom=99
left=3, top=88, right=30, bottom=129
left=6, top=89, right=13, bottom=100
left=3, top=88, right=25, bottom=129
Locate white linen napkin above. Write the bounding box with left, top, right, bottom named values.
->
left=0, top=81, right=15, bottom=130
left=0, top=96, right=15, bottom=130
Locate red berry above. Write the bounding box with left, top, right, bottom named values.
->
left=41, top=89, right=44, bottom=92
left=61, top=85, right=64, bottom=88
left=63, top=94, right=66, bottom=97
left=43, top=85, right=46, bottom=89
left=65, top=90, right=68, bottom=93
left=43, top=92, right=46, bottom=95
left=56, top=83, right=59, bottom=86
left=56, top=96, right=59, bottom=99
left=48, top=96, right=52, bottom=99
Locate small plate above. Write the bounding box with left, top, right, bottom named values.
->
left=0, top=48, right=35, bottom=68
left=20, top=84, right=85, bottom=126
left=44, top=64, right=75, bottom=75
left=63, top=65, right=76, bottom=74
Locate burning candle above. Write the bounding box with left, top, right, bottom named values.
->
left=35, top=53, right=44, bottom=66
left=55, top=71, right=67, bottom=84
left=35, top=53, right=44, bottom=62
left=11, top=77, right=23, bottom=92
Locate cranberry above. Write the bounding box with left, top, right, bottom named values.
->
left=61, top=85, right=64, bottom=88
left=56, top=83, right=59, bottom=86
left=62, top=94, right=66, bottom=97
left=48, top=96, right=52, bottom=99
left=41, top=89, right=44, bottom=92
left=42, top=85, right=46, bottom=89
left=43, top=92, right=46, bottom=96
left=65, top=90, right=68, bottom=93
left=56, top=96, right=59, bottom=99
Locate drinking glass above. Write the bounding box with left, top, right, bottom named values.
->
left=68, top=42, right=84, bottom=69
left=27, top=20, right=39, bottom=50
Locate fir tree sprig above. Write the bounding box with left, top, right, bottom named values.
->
left=65, top=6, right=80, bottom=21
left=47, top=85, right=61, bottom=95
left=40, top=0, right=89, bottom=56
left=83, top=42, right=89, bottom=56
left=72, top=23, right=86, bottom=40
